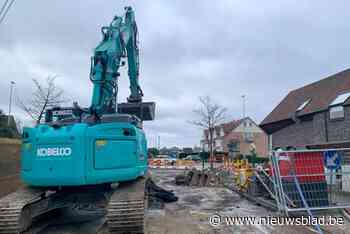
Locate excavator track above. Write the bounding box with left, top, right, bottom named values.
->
left=0, top=187, right=45, bottom=234
left=0, top=177, right=149, bottom=234
left=107, top=177, right=148, bottom=234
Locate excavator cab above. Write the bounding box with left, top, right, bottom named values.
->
left=44, top=102, right=155, bottom=124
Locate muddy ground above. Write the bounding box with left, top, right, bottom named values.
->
left=37, top=168, right=349, bottom=234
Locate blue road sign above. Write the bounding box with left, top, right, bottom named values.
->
left=324, top=150, right=341, bottom=170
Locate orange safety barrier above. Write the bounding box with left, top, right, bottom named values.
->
left=176, top=160, right=194, bottom=167
left=149, top=158, right=177, bottom=168
left=148, top=159, right=197, bottom=168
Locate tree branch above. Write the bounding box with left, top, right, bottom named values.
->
left=17, top=75, right=69, bottom=124
left=188, top=96, right=227, bottom=169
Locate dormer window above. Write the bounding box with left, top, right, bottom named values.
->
left=330, top=92, right=350, bottom=106
left=296, top=99, right=311, bottom=111
left=328, top=92, right=350, bottom=120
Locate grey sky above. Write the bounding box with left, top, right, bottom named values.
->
left=1, top=1, right=350, bottom=147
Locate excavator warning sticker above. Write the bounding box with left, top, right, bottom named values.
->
left=37, top=147, right=72, bottom=157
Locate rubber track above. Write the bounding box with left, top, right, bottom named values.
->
left=0, top=188, right=44, bottom=234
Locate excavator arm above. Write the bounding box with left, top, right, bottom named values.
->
left=44, top=7, right=154, bottom=124
left=89, top=7, right=144, bottom=117
left=123, top=7, right=143, bottom=102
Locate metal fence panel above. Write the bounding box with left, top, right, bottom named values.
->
left=270, top=148, right=350, bottom=214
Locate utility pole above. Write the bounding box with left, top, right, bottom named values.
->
left=241, top=94, right=247, bottom=158
left=157, top=135, right=160, bottom=150
left=241, top=94, right=246, bottom=118
left=8, top=81, right=15, bottom=125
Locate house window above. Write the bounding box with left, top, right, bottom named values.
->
left=244, top=132, right=254, bottom=142
left=296, top=98, right=311, bottom=111
left=215, top=139, right=223, bottom=151
left=227, top=141, right=239, bottom=153
left=330, top=105, right=344, bottom=120
left=330, top=92, right=350, bottom=106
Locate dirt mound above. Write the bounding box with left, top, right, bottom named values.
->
left=0, top=139, right=21, bottom=177
left=0, top=138, right=22, bottom=197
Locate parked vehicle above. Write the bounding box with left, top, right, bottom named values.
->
left=156, top=154, right=177, bottom=165
left=185, top=155, right=201, bottom=161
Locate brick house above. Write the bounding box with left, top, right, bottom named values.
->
left=200, top=117, right=268, bottom=157
left=260, top=69, right=350, bottom=150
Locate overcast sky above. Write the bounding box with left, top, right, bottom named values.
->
left=1, top=1, right=350, bottom=147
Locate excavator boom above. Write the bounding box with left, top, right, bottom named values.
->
left=90, top=7, right=144, bottom=118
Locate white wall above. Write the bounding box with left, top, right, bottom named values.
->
left=234, top=118, right=263, bottom=133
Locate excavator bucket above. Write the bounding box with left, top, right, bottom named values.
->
left=118, top=102, right=155, bottom=121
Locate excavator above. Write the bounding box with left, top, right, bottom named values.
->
left=0, top=6, right=155, bottom=234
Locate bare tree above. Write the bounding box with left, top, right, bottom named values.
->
left=17, top=76, right=68, bottom=124
left=189, top=96, right=227, bottom=169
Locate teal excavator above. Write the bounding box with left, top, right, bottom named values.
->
left=0, top=6, right=155, bottom=234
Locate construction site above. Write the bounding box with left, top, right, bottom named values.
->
left=2, top=142, right=350, bottom=234
left=1, top=1, right=350, bottom=234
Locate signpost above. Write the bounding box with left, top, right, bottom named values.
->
left=324, top=150, right=342, bottom=203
